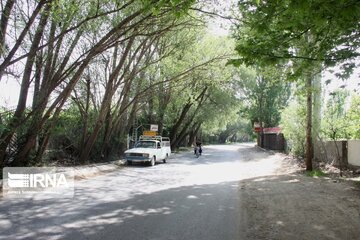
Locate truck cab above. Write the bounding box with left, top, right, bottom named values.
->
left=124, top=136, right=171, bottom=166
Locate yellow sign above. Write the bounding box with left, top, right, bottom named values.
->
left=143, top=131, right=156, bottom=136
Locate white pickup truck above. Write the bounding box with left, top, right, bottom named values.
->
left=124, top=136, right=171, bottom=166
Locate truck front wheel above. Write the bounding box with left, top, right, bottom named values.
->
left=150, top=156, right=156, bottom=166
left=163, top=154, right=168, bottom=163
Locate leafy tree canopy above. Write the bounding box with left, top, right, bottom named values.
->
left=230, top=0, right=360, bottom=77
left=234, top=65, right=291, bottom=127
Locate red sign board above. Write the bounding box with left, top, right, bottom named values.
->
left=263, top=127, right=281, bottom=134
left=254, top=127, right=262, bottom=132
left=254, top=127, right=281, bottom=133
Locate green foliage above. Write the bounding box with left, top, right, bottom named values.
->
left=51, top=107, right=83, bottom=154
left=51, top=0, right=81, bottom=22
left=0, top=108, right=11, bottom=134
left=189, top=37, right=242, bottom=139
left=235, top=65, right=291, bottom=128
left=306, top=169, right=326, bottom=177
left=1, top=0, right=213, bottom=164
left=346, top=94, right=360, bottom=139
left=155, top=32, right=239, bottom=140
left=321, top=89, right=350, bottom=140
left=232, top=0, right=360, bottom=77
left=280, top=98, right=307, bottom=157
left=204, top=115, right=255, bottom=143
left=321, top=91, right=360, bottom=140
left=141, top=0, right=195, bottom=17
left=200, top=86, right=239, bottom=134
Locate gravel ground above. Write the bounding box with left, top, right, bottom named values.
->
left=238, top=150, right=360, bottom=240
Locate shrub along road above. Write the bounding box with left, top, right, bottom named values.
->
left=0, top=143, right=359, bottom=239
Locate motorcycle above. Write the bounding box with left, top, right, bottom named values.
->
left=194, top=146, right=202, bottom=158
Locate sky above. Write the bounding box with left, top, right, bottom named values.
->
left=322, top=65, right=360, bottom=97
left=0, top=76, right=26, bottom=109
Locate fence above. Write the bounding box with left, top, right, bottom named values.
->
left=314, top=140, right=360, bottom=168
left=257, top=127, right=286, bottom=151
left=348, top=140, right=360, bottom=167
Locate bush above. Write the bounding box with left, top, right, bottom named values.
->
left=321, top=91, right=360, bottom=140
left=280, top=100, right=306, bottom=157
left=306, top=169, right=326, bottom=177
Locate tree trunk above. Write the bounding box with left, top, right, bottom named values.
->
left=169, top=102, right=192, bottom=149
left=170, top=87, right=207, bottom=149
left=35, top=132, right=51, bottom=164
left=2, top=8, right=145, bottom=166
left=312, top=70, right=322, bottom=161
left=91, top=35, right=152, bottom=159
left=259, top=122, right=264, bottom=148
left=0, top=0, right=16, bottom=57
left=0, top=4, right=50, bottom=166
left=187, top=122, right=201, bottom=147
left=305, top=74, right=313, bottom=171
left=79, top=77, right=91, bottom=151
left=172, top=91, right=207, bottom=148
left=78, top=36, right=136, bottom=163
left=0, top=0, right=46, bottom=77
left=100, top=108, right=113, bottom=160
left=173, top=126, right=190, bottom=148
left=79, top=90, right=113, bottom=163
left=258, top=92, right=265, bottom=148
left=147, top=77, right=154, bottom=124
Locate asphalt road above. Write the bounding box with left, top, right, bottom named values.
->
left=0, top=143, right=283, bottom=240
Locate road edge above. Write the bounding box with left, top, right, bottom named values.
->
left=0, top=159, right=127, bottom=188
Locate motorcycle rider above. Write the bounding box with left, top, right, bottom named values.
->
left=194, top=140, right=202, bottom=155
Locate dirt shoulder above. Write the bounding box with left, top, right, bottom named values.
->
left=238, top=155, right=360, bottom=240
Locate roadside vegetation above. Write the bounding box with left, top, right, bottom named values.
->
left=0, top=0, right=246, bottom=167
left=306, top=169, right=327, bottom=178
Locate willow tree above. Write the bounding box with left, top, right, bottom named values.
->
left=160, top=34, right=237, bottom=149
left=0, top=0, right=197, bottom=166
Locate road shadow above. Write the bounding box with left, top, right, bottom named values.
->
left=0, top=181, right=240, bottom=240
left=2, top=173, right=359, bottom=240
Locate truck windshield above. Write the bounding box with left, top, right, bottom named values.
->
left=135, top=141, right=156, bottom=148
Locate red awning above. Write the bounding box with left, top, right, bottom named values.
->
left=263, top=127, right=281, bottom=134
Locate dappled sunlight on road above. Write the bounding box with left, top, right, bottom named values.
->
left=0, top=143, right=286, bottom=240
left=66, top=143, right=288, bottom=208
